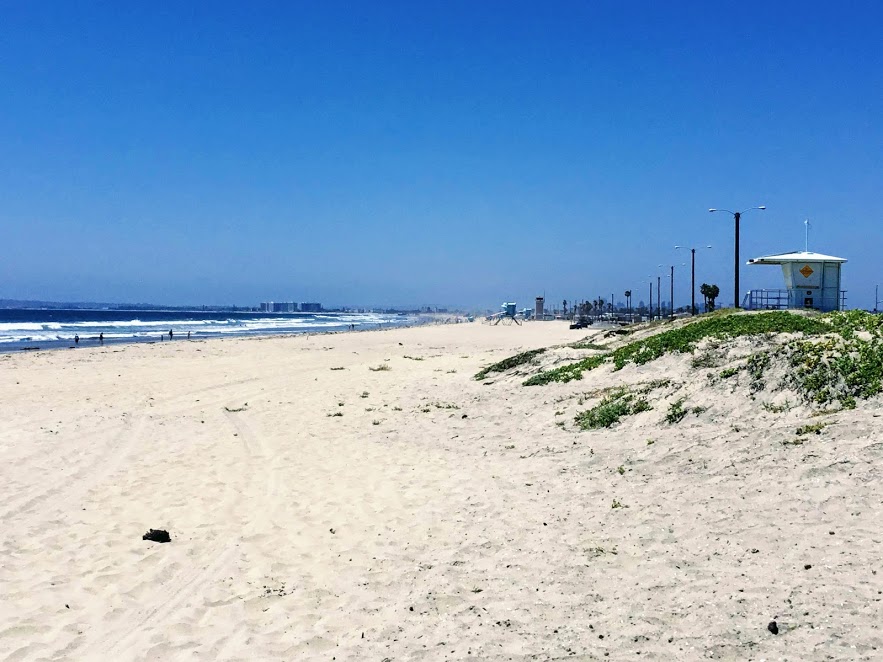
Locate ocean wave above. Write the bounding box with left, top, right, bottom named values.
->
left=0, top=322, right=48, bottom=332
left=0, top=312, right=418, bottom=347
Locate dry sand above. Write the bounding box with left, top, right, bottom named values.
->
left=1, top=320, right=881, bottom=661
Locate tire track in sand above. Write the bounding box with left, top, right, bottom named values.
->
left=0, top=382, right=268, bottom=522
left=69, top=408, right=276, bottom=658
left=0, top=414, right=148, bottom=522
left=78, top=538, right=241, bottom=659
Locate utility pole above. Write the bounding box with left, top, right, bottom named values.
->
left=649, top=281, right=653, bottom=320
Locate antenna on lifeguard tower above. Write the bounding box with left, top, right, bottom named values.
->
left=804, top=219, right=811, bottom=252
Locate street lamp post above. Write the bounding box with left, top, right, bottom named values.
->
left=676, top=245, right=713, bottom=315
left=670, top=265, right=674, bottom=319
left=709, top=206, right=765, bottom=308
left=648, top=278, right=653, bottom=320
left=659, top=265, right=675, bottom=319
left=657, top=276, right=661, bottom=319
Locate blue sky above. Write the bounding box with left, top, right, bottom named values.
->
left=1, top=1, right=881, bottom=309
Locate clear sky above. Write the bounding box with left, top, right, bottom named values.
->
left=1, top=1, right=881, bottom=309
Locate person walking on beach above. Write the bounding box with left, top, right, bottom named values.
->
left=187, top=331, right=191, bottom=340
left=74, top=334, right=79, bottom=345
left=99, top=332, right=104, bottom=344
left=169, top=329, right=173, bottom=340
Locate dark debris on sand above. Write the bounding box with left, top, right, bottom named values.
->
left=142, top=529, right=171, bottom=543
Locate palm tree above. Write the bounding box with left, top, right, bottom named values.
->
left=700, top=283, right=720, bottom=312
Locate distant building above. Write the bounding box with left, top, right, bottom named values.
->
left=300, top=302, right=322, bottom=312
left=261, top=301, right=298, bottom=312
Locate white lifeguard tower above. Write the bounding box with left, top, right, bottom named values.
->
left=745, top=250, right=847, bottom=312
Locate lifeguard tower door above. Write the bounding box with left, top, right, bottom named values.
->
left=822, top=262, right=841, bottom=311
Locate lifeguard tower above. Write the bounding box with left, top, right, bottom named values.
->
left=485, top=302, right=522, bottom=325
left=745, top=250, right=847, bottom=311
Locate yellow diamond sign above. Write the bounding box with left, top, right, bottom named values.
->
left=799, top=265, right=814, bottom=278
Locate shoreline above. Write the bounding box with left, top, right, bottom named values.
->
left=0, top=314, right=458, bottom=355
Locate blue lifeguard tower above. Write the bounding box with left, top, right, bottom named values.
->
left=490, top=302, right=522, bottom=325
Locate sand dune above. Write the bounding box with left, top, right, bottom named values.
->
left=1, top=319, right=881, bottom=661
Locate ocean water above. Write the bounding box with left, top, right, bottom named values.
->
left=0, top=309, right=424, bottom=352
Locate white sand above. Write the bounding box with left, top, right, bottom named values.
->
left=1, top=321, right=881, bottom=661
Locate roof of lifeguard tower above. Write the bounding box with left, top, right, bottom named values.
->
left=747, top=250, right=847, bottom=265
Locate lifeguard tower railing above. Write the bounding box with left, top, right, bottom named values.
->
left=742, top=289, right=847, bottom=311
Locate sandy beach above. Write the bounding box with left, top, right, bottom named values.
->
left=1, top=320, right=881, bottom=661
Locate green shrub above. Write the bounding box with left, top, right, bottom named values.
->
left=746, top=352, right=771, bottom=380
left=691, top=351, right=721, bottom=369
left=574, top=388, right=650, bottom=429
left=570, top=341, right=607, bottom=350
left=475, top=348, right=546, bottom=380
left=796, top=422, right=828, bottom=436
left=762, top=400, right=791, bottom=413
left=632, top=398, right=652, bottom=413
left=611, top=311, right=830, bottom=370
left=782, top=331, right=883, bottom=407
left=665, top=398, right=688, bottom=424
left=524, top=354, right=607, bottom=386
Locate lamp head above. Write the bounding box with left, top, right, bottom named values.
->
left=757, top=206, right=766, bottom=210
left=708, top=208, right=717, bottom=213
